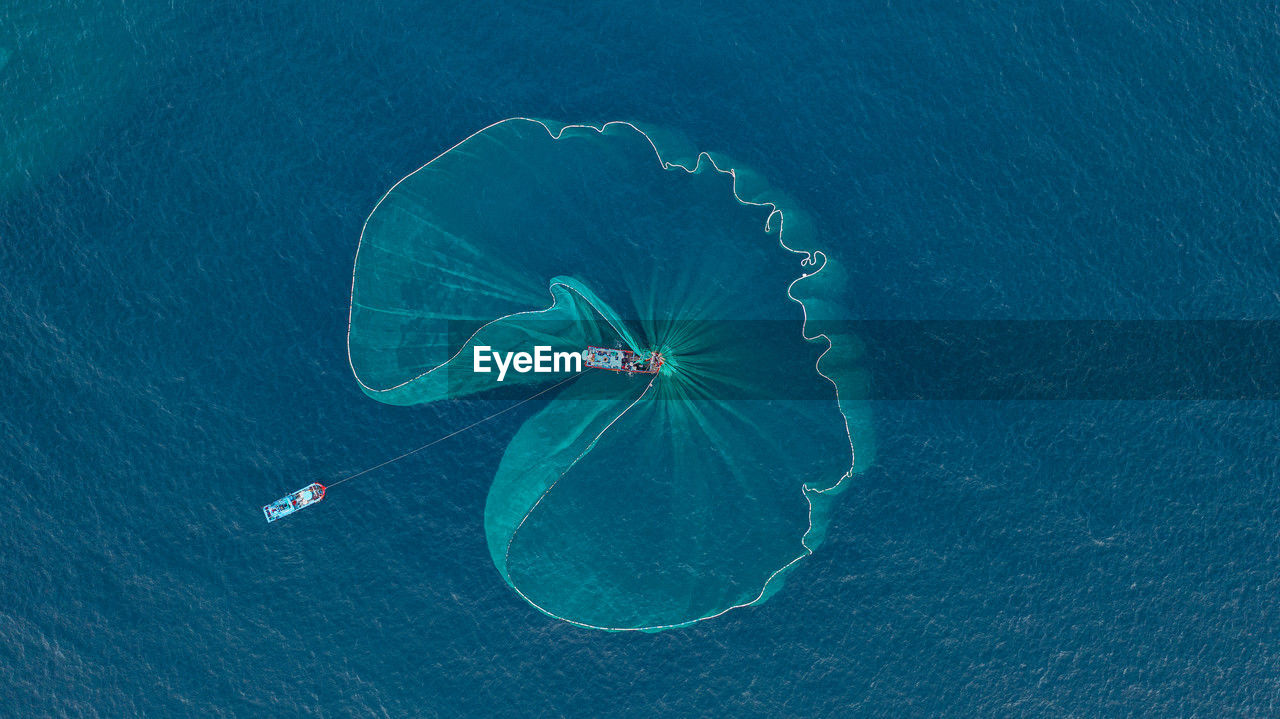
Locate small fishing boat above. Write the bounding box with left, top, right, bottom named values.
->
left=263, top=483, right=326, bottom=522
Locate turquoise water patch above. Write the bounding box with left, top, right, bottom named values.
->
left=348, top=119, right=865, bottom=630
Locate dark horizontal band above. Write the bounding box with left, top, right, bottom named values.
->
left=439, top=320, right=1280, bottom=401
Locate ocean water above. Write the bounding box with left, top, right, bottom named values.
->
left=2, top=1, right=1278, bottom=716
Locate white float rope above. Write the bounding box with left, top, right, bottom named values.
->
left=326, top=372, right=583, bottom=490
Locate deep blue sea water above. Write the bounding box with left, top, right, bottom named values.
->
left=2, top=1, right=1278, bottom=716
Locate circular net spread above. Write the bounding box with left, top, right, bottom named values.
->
left=348, top=119, right=864, bottom=630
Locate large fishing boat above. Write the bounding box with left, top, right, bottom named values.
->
left=262, top=483, right=326, bottom=522
left=583, top=346, right=662, bottom=374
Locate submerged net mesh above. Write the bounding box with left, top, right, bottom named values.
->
left=348, top=119, right=865, bottom=630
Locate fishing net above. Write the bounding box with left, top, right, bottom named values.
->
left=348, top=119, right=867, bottom=629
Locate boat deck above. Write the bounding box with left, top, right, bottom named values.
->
left=583, top=346, right=661, bottom=374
